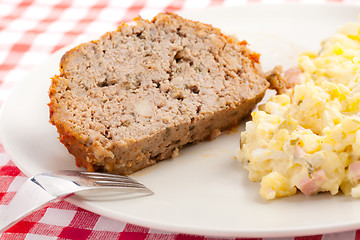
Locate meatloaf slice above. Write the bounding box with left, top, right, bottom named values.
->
left=49, top=13, right=269, bottom=175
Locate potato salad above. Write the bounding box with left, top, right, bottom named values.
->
left=238, top=20, right=360, bottom=200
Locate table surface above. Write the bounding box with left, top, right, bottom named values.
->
left=1, top=0, right=360, bottom=239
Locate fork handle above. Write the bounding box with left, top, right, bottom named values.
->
left=0, top=179, right=60, bottom=232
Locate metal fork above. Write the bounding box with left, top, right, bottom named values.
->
left=0, top=170, right=153, bottom=232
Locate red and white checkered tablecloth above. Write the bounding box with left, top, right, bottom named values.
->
left=1, top=0, right=360, bottom=239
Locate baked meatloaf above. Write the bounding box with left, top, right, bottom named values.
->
left=49, top=13, right=269, bottom=175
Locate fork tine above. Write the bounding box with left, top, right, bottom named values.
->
left=95, top=180, right=145, bottom=188
left=83, top=175, right=140, bottom=184
left=80, top=171, right=130, bottom=179
left=80, top=172, right=140, bottom=183
left=95, top=181, right=153, bottom=194
left=97, top=186, right=153, bottom=194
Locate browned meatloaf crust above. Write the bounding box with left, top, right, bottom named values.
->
left=48, top=13, right=269, bottom=175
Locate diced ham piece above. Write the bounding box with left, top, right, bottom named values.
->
left=265, top=66, right=303, bottom=94
left=348, top=162, right=360, bottom=182
left=294, top=145, right=305, bottom=160
left=296, top=170, right=327, bottom=196
left=284, top=67, right=302, bottom=88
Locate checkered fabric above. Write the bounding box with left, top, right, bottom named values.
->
left=1, top=0, right=360, bottom=239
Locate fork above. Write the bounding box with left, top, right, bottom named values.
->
left=0, top=170, right=153, bottom=232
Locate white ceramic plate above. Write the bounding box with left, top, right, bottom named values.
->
left=1, top=4, right=360, bottom=238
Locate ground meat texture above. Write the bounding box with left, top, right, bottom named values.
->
left=48, top=13, right=269, bottom=175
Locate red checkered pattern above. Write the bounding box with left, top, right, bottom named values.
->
left=1, top=0, right=360, bottom=239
